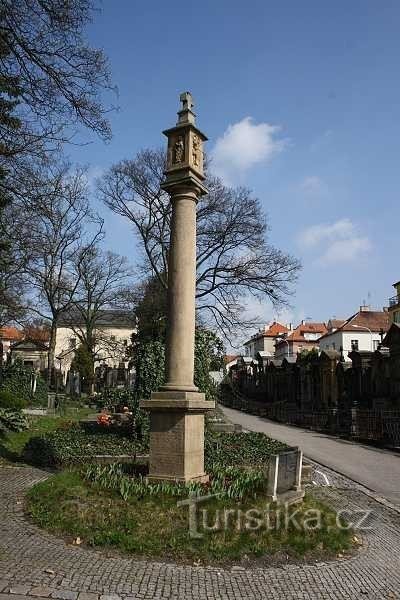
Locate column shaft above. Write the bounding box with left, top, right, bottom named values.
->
left=162, top=187, right=198, bottom=391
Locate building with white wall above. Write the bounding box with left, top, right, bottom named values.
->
left=55, top=310, right=136, bottom=380
left=318, top=306, right=389, bottom=360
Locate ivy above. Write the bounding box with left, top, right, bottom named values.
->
left=133, top=329, right=224, bottom=401
left=0, top=358, right=48, bottom=407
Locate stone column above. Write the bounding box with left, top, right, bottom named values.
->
left=162, top=185, right=198, bottom=392
left=140, top=93, right=215, bottom=483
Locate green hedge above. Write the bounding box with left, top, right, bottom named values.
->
left=0, top=389, right=26, bottom=410
left=0, top=359, right=48, bottom=407
left=22, top=422, right=148, bottom=467
left=23, top=421, right=287, bottom=470
left=205, top=431, right=288, bottom=469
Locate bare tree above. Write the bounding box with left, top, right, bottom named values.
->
left=98, top=149, right=301, bottom=339
left=23, top=162, right=103, bottom=384
left=0, top=0, right=114, bottom=163
left=0, top=195, right=32, bottom=327
left=64, top=247, right=135, bottom=377
left=0, top=0, right=115, bottom=329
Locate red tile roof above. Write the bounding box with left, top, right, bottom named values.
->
left=276, top=322, right=327, bottom=345
left=264, top=322, right=289, bottom=337
left=319, top=310, right=390, bottom=340
left=245, top=322, right=289, bottom=345
left=329, top=319, right=346, bottom=330
left=341, top=311, right=390, bottom=333
left=224, top=354, right=239, bottom=364
left=0, top=327, right=24, bottom=341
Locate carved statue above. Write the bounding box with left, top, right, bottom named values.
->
left=192, top=134, right=201, bottom=168
left=173, top=136, right=185, bottom=164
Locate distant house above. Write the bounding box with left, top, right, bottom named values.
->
left=274, top=321, right=328, bottom=359
left=55, top=309, right=136, bottom=381
left=388, top=280, right=400, bottom=325
left=224, top=354, right=240, bottom=371
left=318, top=306, right=390, bottom=360
left=0, top=327, right=24, bottom=363
left=244, top=322, right=289, bottom=359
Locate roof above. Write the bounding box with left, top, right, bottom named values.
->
left=224, top=354, right=239, bottom=365
left=328, top=319, right=346, bottom=330
left=0, top=327, right=24, bottom=341
left=58, top=308, right=135, bottom=328
left=11, top=339, right=48, bottom=351
left=320, top=310, right=390, bottom=340
left=244, top=321, right=288, bottom=345
left=264, top=322, right=289, bottom=338
left=276, top=322, right=328, bottom=345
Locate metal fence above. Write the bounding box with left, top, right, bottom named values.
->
left=219, top=381, right=400, bottom=447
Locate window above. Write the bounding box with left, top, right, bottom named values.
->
left=373, top=340, right=379, bottom=351
left=351, top=340, right=359, bottom=351
left=123, top=339, right=128, bottom=346
left=69, top=337, right=76, bottom=349
left=110, top=335, right=116, bottom=341
left=332, top=342, right=336, bottom=350
left=394, top=310, right=400, bottom=324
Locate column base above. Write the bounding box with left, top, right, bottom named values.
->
left=140, top=391, right=215, bottom=483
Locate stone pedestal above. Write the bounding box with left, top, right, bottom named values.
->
left=140, top=92, right=214, bottom=483
left=141, top=392, right=213, bottom=482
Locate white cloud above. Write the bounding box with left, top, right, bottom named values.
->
left=319, top=237, right=371, bottom=265
left=211, top=117, right=287, bottom=185
left=299, top=218, right=354, bottom=248
left=300, top=175, right=325, bottom=195
left=298, top=218, right=371, bottom=266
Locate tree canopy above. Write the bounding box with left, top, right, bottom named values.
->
left=99, top=148, right=301, bottom=339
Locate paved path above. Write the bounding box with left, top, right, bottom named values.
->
left=0, top=465, right=400, bottom=599
left=222, top=406, right=400, bottom=506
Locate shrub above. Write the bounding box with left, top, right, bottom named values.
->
left=205, top=431, right=288, bottom=469
left=0, top=359, right=48, bottom=406
left=98, top=387, right=136, bottom=410
left=0, top=389, right=27, bottom=410
left=133, top=329, right=224, bottom=402
left=22, top=423, right=147, bottom=467
left=0, top=408, right=29, bottom=433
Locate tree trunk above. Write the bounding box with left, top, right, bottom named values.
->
left=47, top=319, right=57, bottom=389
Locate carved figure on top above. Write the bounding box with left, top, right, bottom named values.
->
left=173, top=136, right=185, bottom=164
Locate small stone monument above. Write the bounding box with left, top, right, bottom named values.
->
left=140, top=92, right=215, bottom=482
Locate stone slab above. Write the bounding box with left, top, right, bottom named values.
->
left=141, top=390, right=214, bottom=411
left=9, top=587, right=31, bottom=596
left=51, top=591, right=78, bottom=600
left=30, top=587, right=54, bottom=597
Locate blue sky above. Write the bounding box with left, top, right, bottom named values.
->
left=69, top=0, right=400, bottom=331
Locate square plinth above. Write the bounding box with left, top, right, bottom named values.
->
left=140, top=391, right=215, bottom=482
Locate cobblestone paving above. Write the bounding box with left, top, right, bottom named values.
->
left=0, top=465, right=400, bottom=599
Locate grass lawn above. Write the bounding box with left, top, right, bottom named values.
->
left=0, top=408, right=92, bottom=465
left=26, top=470, right=354, bottom=566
